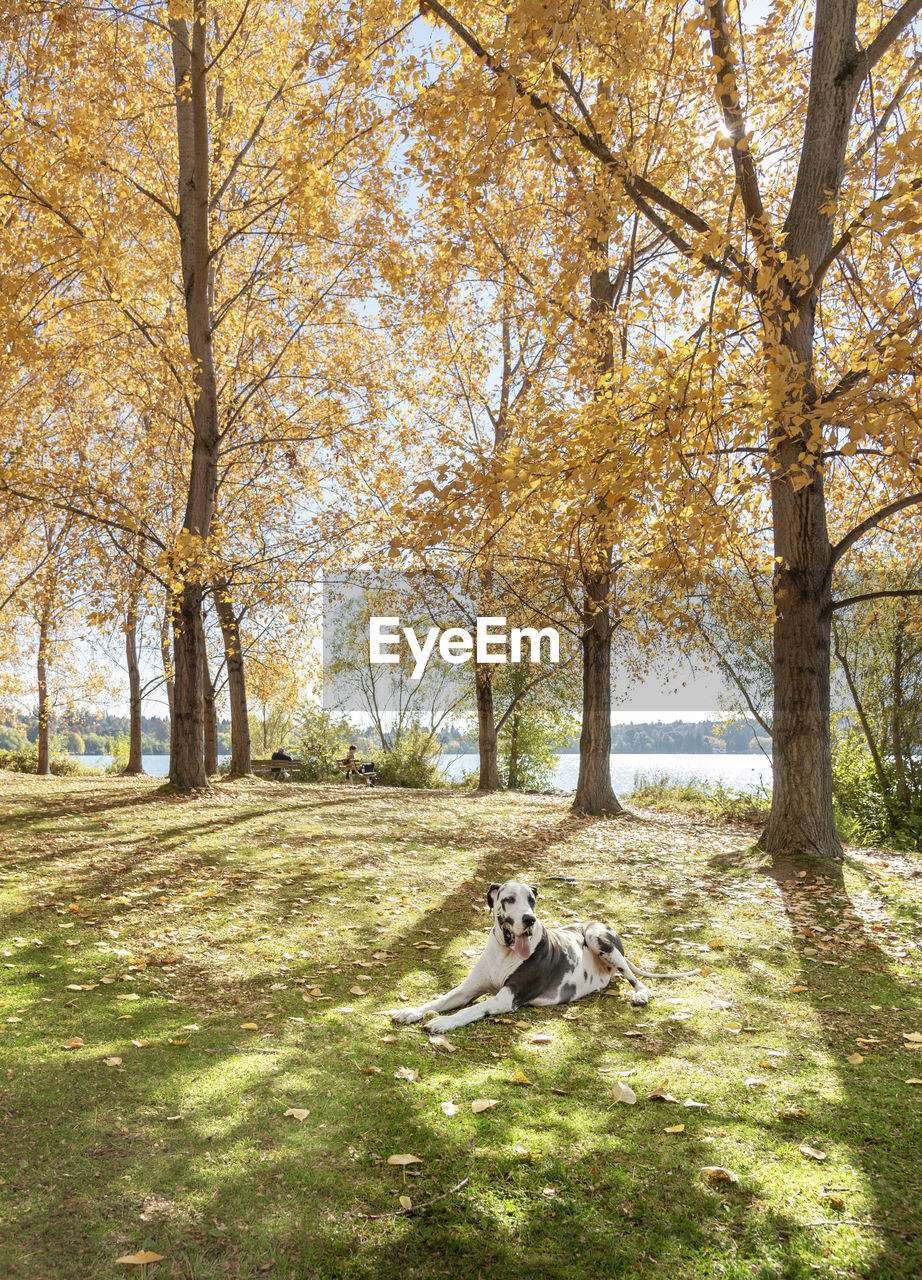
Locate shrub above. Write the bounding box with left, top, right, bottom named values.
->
left=0, top=747, right=90, bottom=776
left=629, top=774, right=772, bottom=825
left=373, top=726, right=444, bottom=789
left=295, top=705, right=354, bottom=782
left=832, top=728, right=922, bottom=851
left=498, top=710, right=560, bottom=790
left=106, top=736, right=130, bottom=774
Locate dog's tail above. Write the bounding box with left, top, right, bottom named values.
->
left=624, top=958, right=701, bottom=980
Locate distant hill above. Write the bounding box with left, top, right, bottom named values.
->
left=0, top=712, right=231, bottom=756
left=1, top=710, right=770, bottom=759
left=428, top=718, right=771, bottom=756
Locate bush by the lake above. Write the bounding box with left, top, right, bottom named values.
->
left=629, top=774, right=772, bottom=826
left=295, top=704, right=354, bottom=782
left=373, top=726, right=445, bottom=788
left=105, top=735, right=131, bottom=774
left=0, top=747, right=91, bottom=776
left=832, top=728, right=922, bottom=852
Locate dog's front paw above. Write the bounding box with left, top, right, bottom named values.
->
left=390, top=1006, right=426, bottom=1025
left=425, top=1015, right=456, bottom=1034
left=630, top=986, right=651, bottom=1006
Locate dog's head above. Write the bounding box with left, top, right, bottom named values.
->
left=487, top=880, right=540, bottom=959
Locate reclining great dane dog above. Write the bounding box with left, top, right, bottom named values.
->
left=391, top=879, right=697, bottom=1034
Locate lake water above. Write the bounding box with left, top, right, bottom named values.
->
left=76, top=750, right=772, bottom=794
left=437, top=751, right=771, bottom=794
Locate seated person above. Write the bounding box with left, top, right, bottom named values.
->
left=340, top=745, right=374, bottom=784
left=270, top=746, right=293, bottom=781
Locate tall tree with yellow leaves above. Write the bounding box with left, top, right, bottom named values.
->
left=414, top=0, right=922, bottom=858
left=1, top=0, right=411, bottom=787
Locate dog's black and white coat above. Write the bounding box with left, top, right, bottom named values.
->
left=391, top=879, right=694, bottom=1034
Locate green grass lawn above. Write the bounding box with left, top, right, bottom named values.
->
left=1, top=772, right=920, bottom=1280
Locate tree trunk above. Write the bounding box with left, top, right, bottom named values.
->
left=573, top=230, right=622, bottom=817
left=161, top=588, right=175, bottom=723
left=475, top=664, right=501, bottom=791
left=573, top=565, right=622, bottom=816
left=167, top=4, right=220, bottom=790
left=507, top=707, right=520, bottom=790
left=891, top=618, right=909, bottom=804
left=201, top=616, right=218, bottom=776
left=170, top=584, right=208, bottom=788
left=37, top=605, right=51, bottom=776
left=758, top=0, right=866, bottom=859
left=833, top=628, right=891, bottom=799
left=124, top=590, right=144, bottom=774
left=213, top=576, right=251, bottom=775
left=759, top=485, right=839, bottom=857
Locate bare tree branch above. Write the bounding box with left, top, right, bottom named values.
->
left=859, top=0, right=922, bottom=77
left=829, top=491, right=922, bottom=568
left=420, top=1, right=755, bottom=290
left=847, top=53, right=922, bottom=170
left=831, top=587, right=922, bottom=611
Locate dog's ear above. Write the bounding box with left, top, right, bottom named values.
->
left=530, top=885, right=539, bottom=900
left=486, top=883, right=501, bottom=910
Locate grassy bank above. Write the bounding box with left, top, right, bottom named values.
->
left=627, top=775, right=773, bottom=827
left=1, top=772, right=920, bottom=1279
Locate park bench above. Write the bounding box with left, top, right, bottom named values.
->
left=337, top=760, right=377, bottom=786
left=252, top=757, right=302, bottom=781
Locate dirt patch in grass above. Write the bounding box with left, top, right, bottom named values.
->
left=1, top=771, right=921, bottom=1279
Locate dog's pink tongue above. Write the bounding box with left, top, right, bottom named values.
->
left=514, top=934, right=532, bottom=960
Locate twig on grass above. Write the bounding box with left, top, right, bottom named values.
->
left=354, top=1176, right=471, bottom=1220
left=797, top=1218, right=911, bottom=1236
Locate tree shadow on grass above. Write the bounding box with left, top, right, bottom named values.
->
left=0, top=944, right=847, bottom=1280
left=732, top=852, right=922, bottom=1277
left=3, top=779, right=920, bottom=1278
